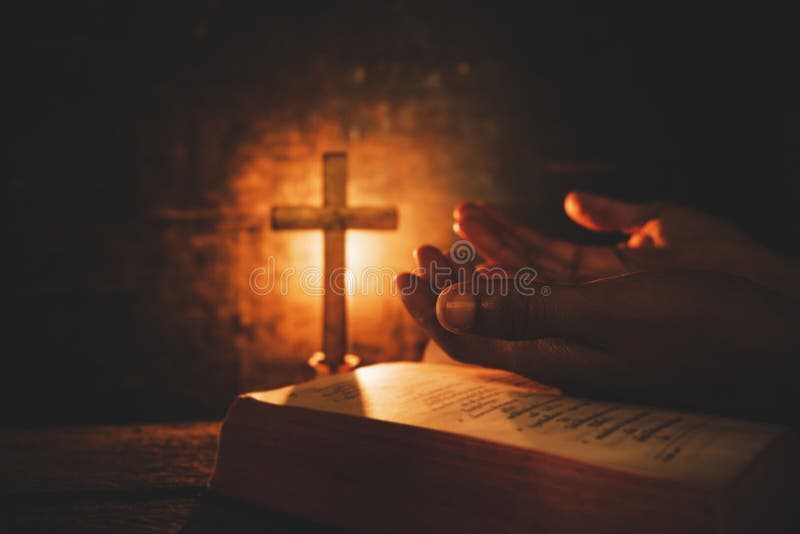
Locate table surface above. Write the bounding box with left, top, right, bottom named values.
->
left=2, top=421, right=340, bottom=533
left=1, top=422, right=219, bottom=532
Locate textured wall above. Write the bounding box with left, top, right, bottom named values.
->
left=5, top=3, right=794, bottom=425
left=149, top=59, right=543, bottom=391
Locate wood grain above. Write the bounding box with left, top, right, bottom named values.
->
left=1, top=422, right=220, bottom=532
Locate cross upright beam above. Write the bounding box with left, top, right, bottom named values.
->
left=322, top=154, right=347, bottom=375
left=271, top=152, right=398, bottom=373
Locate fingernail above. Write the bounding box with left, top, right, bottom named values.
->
left=436, top=290, right=476, bottom=332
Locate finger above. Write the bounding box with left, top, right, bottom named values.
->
left=399, top=272, right=516, bottom=365
left=473, top=202, right=630, bottom=282
left=459, top=202, right=538, bottom=258
left=474, top=262, right=516, bottom=277
left=455, top=202, right=533, bottom=263
left=564, top=191, right=663, bottom=233
left=397, top=272, right=439, bottom=327
left=443, top=247, right=475, bottom=283
left=472, top=262, right=568, bottom=286
left=398, top=273, right=611, bottom=389
left=476, top=202, right=556, bottom=251
left=413, top=245, right=456, bottom=291
left=465, top=202, right=580, bottom=271
left=615, top=246, right=673, bottom=270
left=435, top=279, right=595, bottom=341
left=413, top=244, right=450, bottom=273
left=399, top=273, right=492, bottom=357
left=454, top=216, right=530, bottom=268
left=626, top=232, right=656, bottom=248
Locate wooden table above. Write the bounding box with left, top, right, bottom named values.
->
left=1, top=422, right=333, bottom=532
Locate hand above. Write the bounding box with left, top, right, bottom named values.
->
left=398, top=246, right=799, bottom=420
left=455, top=192, right=799, bottom=298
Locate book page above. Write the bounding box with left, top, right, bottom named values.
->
left=250, top=362, right=783, bottom=484
left=421, top=339, right=465, bottom=365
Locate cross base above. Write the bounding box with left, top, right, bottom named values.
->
left=307, top=352, right=362, bottom=376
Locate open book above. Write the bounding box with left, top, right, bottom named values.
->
left=209, top=362, right=796, bottom=533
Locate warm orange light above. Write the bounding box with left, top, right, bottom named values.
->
left=227, top=105, right=498, bottom=389
left=307, top=351, right=362, bottom=375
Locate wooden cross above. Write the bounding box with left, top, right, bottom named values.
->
left=271, top=152, right=398, bottom=373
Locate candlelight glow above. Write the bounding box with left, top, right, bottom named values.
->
left=226, top=102, right=503, bottom=389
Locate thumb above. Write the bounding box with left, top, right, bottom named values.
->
left=564, top=191, right=662, bottom=233
left=435, top=279, right=594, bottom=341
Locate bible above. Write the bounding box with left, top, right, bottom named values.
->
left=209, top=362, right=796, bottom=533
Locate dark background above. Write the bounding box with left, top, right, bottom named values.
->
left=3, top=2, right=796, bottom=426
